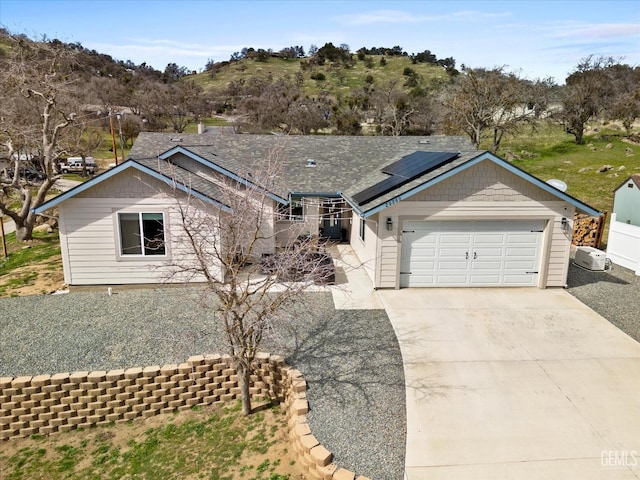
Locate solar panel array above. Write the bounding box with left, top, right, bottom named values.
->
left=352, top=151, right=460, bottom=206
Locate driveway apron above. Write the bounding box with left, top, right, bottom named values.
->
left=377, top=288, right=640, bottom=480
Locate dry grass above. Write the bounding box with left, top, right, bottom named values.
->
left=0, top=402, right=306, bottom=480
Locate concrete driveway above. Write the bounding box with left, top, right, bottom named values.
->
left=377, top=288, right=640, bottom=479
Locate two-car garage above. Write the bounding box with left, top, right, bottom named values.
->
left=399, top=220, right=546, bottom=287
left=349, top=154, right=601, bottom=290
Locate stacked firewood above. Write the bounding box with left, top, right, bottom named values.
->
left=572, top=213, right=605, bottom=248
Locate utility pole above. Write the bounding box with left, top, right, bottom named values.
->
left=109, top=112, right=119, bottom=165
left=116, top=112, right=126, bottom=163
left=1, top=217, right=7, bottom=258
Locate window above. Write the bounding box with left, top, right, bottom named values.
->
left=277, top=197, right=304, bottom=221
left=359, top=218, right=366, bottom=241
left=118, top=212, right=166, bottom=256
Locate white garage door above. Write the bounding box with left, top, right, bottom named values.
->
left=400, top=220, right=545, bottom=287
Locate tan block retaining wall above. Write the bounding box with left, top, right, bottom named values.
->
left=0, top=352, right=370, bottom=480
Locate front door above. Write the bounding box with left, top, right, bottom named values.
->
left=322, top=200, right=342, bottom=239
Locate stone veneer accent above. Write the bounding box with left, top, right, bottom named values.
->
left=0, top=353, right=370, bottom=480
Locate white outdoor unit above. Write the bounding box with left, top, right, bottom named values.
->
left=574, top=246, right=606, bottom=271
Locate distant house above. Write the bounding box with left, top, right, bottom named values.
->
left=606, top=175, right=640, bottom=275
left=612, top=175, right=640, bottom=226
left=35, top=132, right=600, bottom=288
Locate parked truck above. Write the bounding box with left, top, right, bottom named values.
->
left=57, top=157, right=98, bottom=175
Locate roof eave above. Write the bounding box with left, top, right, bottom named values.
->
left=33, top=160, right=231, bottom=214
left=357, top=152, right=601, bottom=218
left=159, top=145, right=287, bottom=204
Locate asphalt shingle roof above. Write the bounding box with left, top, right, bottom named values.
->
left=134, top=157, right=228, bottom=208
left=128, top=132, right=478, bottom=210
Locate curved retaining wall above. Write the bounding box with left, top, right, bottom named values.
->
left=0, top=353, right=370, bottom=480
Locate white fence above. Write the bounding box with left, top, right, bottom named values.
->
left=606, top=213, right=640, bottom=275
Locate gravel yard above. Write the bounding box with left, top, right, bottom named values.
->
left=566, top=261, right=640, bottom=342
left=2, top=260, right=636, bottom=480
left=0, top=289, right=406, bottom=480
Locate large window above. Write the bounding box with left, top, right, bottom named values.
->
left=118, top=212, right=166, bottom=256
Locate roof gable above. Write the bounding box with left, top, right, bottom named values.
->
left=159, top=145, right=288, bottom=204
left=613, top=174, right=640, bottom=193
left=408, top=159, right=559, bottom=203
left=351, top=152, right=601, bottom=218
left=33, top=160, right=231, bottom=214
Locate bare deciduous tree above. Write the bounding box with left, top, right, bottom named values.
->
left=560, top=55, right=617, bottom=144
left=371, top=81, right=417, bottom=136
left=605, top=64, right=640, bottom=134
left=439, top=66, right=549, bottom=152
left=0, top=33, right=81, bottom=240
left=144, top=81, right=207, bottom=133
left=164, top=149, right=335, bottom=415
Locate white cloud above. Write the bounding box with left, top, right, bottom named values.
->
left=337, top=10, right=424, bottom=25
left=336, top=9, right=511, bottom=26
left=87, top=39, right=242, bottom=62
left=549, top=22, right=640, bottom=39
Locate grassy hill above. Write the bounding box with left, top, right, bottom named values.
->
left=496, top=123, right=639, bottom=215
left=189, top=55, right=450, bottom=97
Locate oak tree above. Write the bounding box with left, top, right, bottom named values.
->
left=439, top=67, right=549, bottom=152
left=0, top=33, right=82, bottom=240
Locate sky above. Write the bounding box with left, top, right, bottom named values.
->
left=1, top=0, right=639, bottom=83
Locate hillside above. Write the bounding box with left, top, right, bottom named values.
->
left=3, top=30, right=638, bottom=222
left=189, top=54, right=451, bottom=98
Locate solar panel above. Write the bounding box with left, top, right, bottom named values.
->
left=382, top=151, right=459, bottom=177
left=352, top=175, right=406, bottom=205
left=353, top=151, right=460, bottom=206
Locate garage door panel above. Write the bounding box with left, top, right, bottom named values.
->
left=469, top=274, right=501, bottom=285
left=471, top=260, right=503, bottom=270
left=401, top=220, right=544, bottom=287
left=505, top=260, right=537, bottom=270
left=412, top=251, right=437, bottom=262
left=473, top=233, right=506, bottom=244
left=439, top=248, right=467, bottom=258
left=412, top=261, right=437, bottom=270
left=413, top=233, right=437, bottom=244
left=440, top=233, right=471, bottom=244
left=506, top=233, right=539, bottom=244
left=436, top=274, right=468, bottom=285
left=506, top=247, right=537, bottom=257
left=474, top=247, right=504, bottom=257
left=411, top=276, right=436, bottom=285
left=438, top=260, right=469, bottom=270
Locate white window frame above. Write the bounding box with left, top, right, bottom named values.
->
left=359, top=218, right=366, bottom=241
left=115, top=210, right=169, bottom=261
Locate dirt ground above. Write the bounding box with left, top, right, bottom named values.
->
left=0, top=253, right=65, bottom=297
